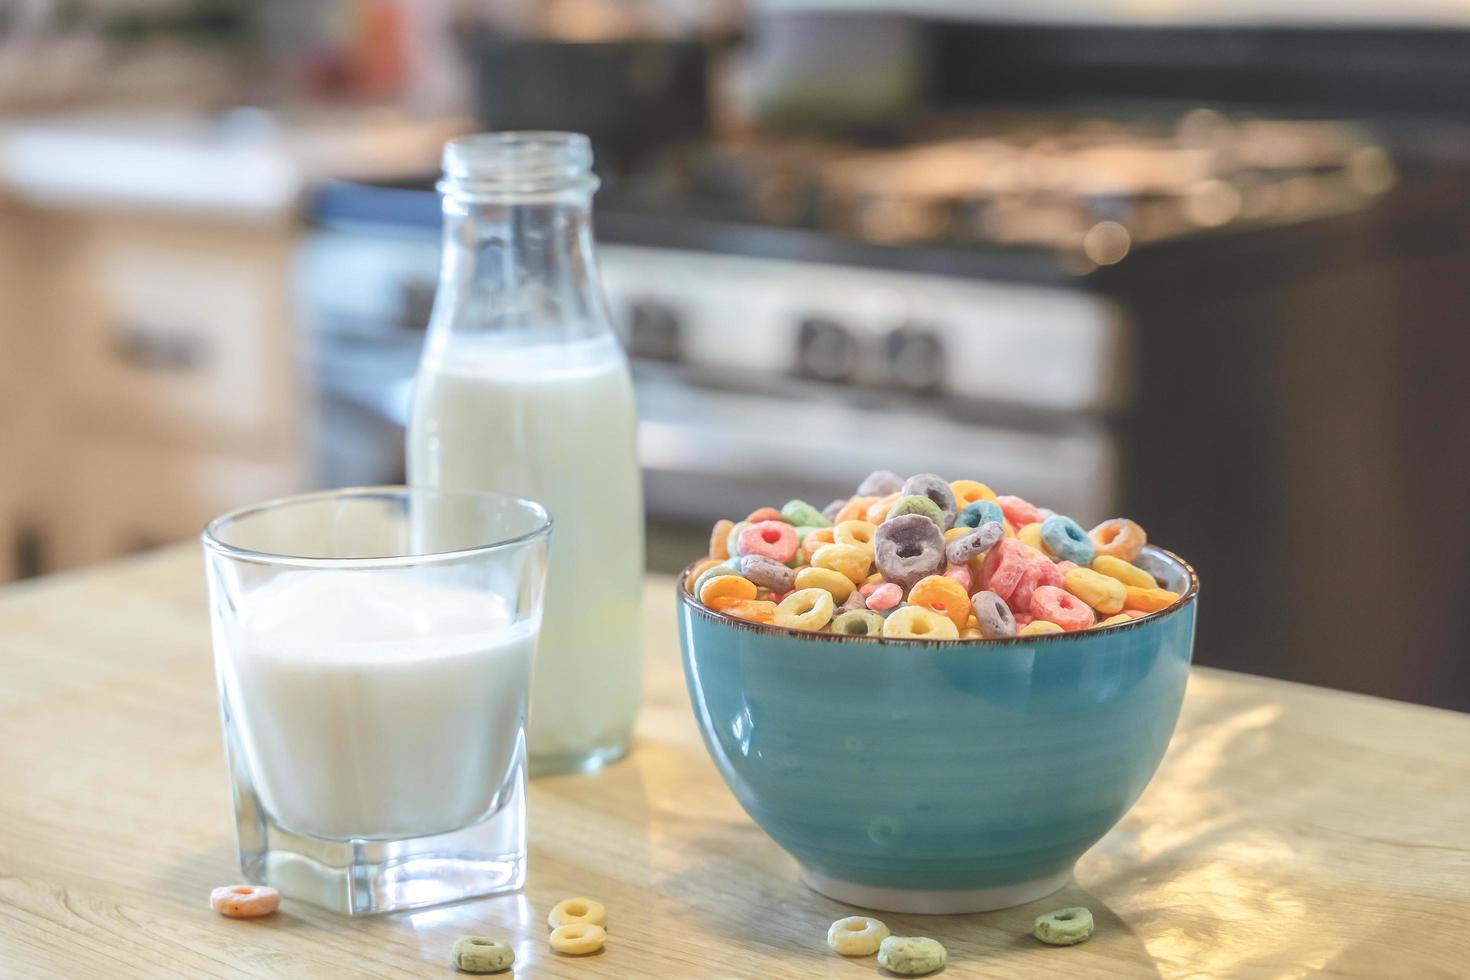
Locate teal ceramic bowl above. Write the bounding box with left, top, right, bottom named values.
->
left=677, top=545, right=1198, bottom=913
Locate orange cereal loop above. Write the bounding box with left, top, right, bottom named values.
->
left=1090, top=518, right=1147, bottom=561
left=801, top=526, right=836, bottom=562
left=949, top=480, right=998, bottom=507
left=1123, top=586, right=1179, bottom=612
left=907, top=574, right=972, bottom=631
left=699, top=575, right=757, bottom=607
left=866, top=492, right=902, bottom=524
left=210, top=884, right=280, bottom=918
left=835, top=496, right=878, bottom=523
left=746, top=506, right=783, bottom=524
left=685, top=557, right=725, bottom=594
left=720, top=599, right=777, bottom=623
left=709, top=519, right=734, bottom=560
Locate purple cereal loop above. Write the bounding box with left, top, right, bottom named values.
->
left=838, top=589, right=868, bottom=612
left=857, top=469, right=903, bottom=497
left=740, top=554, right=796, bottom=592
left=971, top=590, right=1016, bottom=638
left=944, top=521, right=1004, bottom=564
left=821, top=498, right=847, bottom=522
left=873, top=513, right=946, bottom=592
left=901, top=473, right=957, bottom=529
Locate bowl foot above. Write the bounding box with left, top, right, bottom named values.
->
left=799, top=865, right=1073, bottom=914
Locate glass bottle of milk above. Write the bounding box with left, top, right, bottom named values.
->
left=409, top=132, right=643, bottom=776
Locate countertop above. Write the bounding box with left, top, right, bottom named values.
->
left=1, top=546, right=1467, bottom=978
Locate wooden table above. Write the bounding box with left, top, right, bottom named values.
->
left=2, top=546, right=1468, bottom=978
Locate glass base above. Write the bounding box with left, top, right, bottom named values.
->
left=529, top=738, right=628, bottom=777
left=235, top=760, right=527, bottom=916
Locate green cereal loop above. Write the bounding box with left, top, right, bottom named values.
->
left=877, top=936, right=946, bottom=975
left=887, top=494, right=945, bottom=528
left=781, top=499, right=831, bottom=528
left=831, top=609, right=886, bottom=636
left=1033, top=907, right=1094, bottom=946
left=451, top=936, right=515, bottom=973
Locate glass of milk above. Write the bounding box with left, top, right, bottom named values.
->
left=201, top=486, right=550, bottom=915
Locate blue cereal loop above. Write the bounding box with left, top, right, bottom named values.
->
left=1040, top=515, right=1095, bottom=566
left=955, top=499, right=1005, bottom=529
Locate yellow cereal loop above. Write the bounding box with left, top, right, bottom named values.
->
left=812, top=543, right=872, bottom=585
left=907, top=575, right=972, bottom=631
left=698, top=575, right=757, bottom=607
left=1091, top=554, right=1156, bottom=589
left=949, top=480, right=998, bottom=506
left=1019, top=620, right=1064, bottom=636
left=548, top=896, right=607, bottom=930
left=1096, top=613, right=1133, bottom=627
left=834, top=517, right=876, bottom=549
left=1124, top=586, right=1180, bottom=612
left=794, top=565, right=856, bottom=603
left=882, top=605, right=960, bottom=640
left=1016, top=522, right=1046, bottom=555
left=550, top=923, right=606, bottom=955
left=775, top=588, right=836, bottom=631
left=1063, top=567, right=1127, bottom=614
left=943, top=526, right=973, bottom=543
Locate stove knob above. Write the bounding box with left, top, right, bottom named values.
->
left=884, top=324, right=946, bottom=393
left=797, top=316, right=859, bottom=383
left=626, top=299, right=683, bottom=362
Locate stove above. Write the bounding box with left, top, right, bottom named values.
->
left=299, top=104, right=1470, bottom=710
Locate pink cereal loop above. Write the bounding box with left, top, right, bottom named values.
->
left=943, top=563, right=973, bottom=592
left=210, top=884, right=281, bottom=918
left=864, top=582, right=903, bottom=612
left=738, top=520, right=799, bottom=563
left=996, top=494, right=1043, bottom=528
left=1029, top=585, right=1095, bottom=631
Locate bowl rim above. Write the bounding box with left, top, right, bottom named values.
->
left=677, top=544, right=1199, bottom=648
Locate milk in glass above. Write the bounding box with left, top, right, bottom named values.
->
left=219, top=571, right=534, bottom=840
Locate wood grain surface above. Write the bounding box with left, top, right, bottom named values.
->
left=1, top=546, right=1467, bottom=978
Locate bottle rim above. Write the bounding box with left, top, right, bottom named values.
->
left=440, top=131, right=599, bottom=198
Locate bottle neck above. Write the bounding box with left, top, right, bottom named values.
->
left=428, top=185, right=612, bottom=347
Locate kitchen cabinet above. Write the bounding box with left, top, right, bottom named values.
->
left=0, top=207, right=308, bottom=575
left=54, top=215, right=301, bottom=452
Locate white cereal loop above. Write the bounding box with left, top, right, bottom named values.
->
left=827, top=915, right=890, bottom=956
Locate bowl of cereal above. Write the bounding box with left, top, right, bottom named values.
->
left=676, top=472, right=1198, bottom=914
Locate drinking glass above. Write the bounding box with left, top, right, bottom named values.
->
left=202, top=486, right=551, bottom=915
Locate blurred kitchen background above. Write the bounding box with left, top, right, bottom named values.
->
left=1, top=0, right=1468, bottom=709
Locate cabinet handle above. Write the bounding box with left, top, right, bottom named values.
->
left=110, top=323, right=211, bottom=372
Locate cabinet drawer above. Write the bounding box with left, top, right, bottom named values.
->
left=53, top=438, right=303, bottom=569
left=59, top=219, right=300, bottom=452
